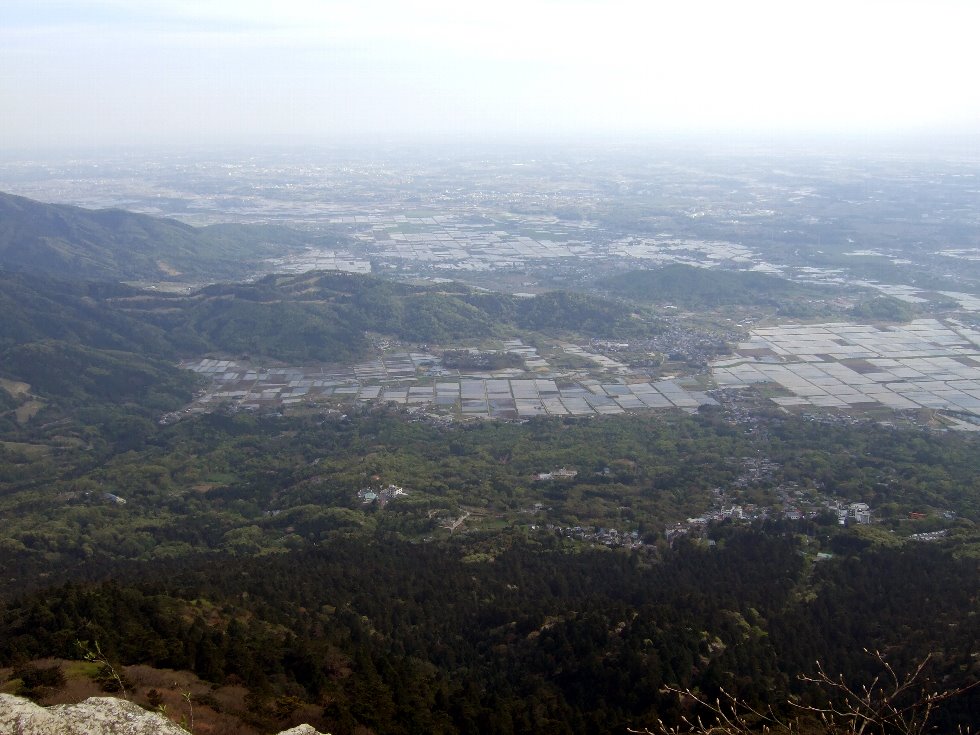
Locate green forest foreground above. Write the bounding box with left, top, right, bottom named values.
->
left=1, top=525, right=977, bottom=734
left=1, top=401, right=978, bottom=734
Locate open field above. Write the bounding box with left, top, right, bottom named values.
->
left=0, top=379, right=31, bottom=399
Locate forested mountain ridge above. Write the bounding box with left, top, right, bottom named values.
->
left=0, top=268, right=661, bottom=492
left=0, top=270, right=656, bottom=408
left=162, top=272, right=652, bottom=359
left=0, top=191, right=309, bottom=281
left=0, top=273, right=171, bottom=355
left=602, top=263, right=848, bottom=314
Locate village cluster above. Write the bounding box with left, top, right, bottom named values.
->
left=665, top=496, right=873, bottom=543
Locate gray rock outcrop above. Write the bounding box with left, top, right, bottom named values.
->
left=0, top=694, right=329, bottom=735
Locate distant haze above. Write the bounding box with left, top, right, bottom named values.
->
left=3, top=0, right=980, bottom=150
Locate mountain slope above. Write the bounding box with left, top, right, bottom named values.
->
left=0, top=270, right=657, bottom=410
left=603, top=263, right=845, bottom=309
left=0, top=191, right=305, bottom=281
left=0, top=273, right=171, bottom=354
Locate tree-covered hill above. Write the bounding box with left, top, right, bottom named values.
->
left=0, top=191, right=309, bottom=282
left=849, top=294, right=916, bottom=322
left=0, top=273, right=172, bottom=355
left=2, top=270, right=655, bottom=383
left=0, top=269, right=658, bottom=427
left=2, top=340, right=198, bottom=410
left=602, top=263, right=847, bottom=312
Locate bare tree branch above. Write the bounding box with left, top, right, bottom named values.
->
left=630, top=651, right=977, bottom=735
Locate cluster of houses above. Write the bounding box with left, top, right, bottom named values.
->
left=534, top=468, right=578, bottom=481
left=542, top=524, right=645, bottom=549
left=838, top=502, right=871, bottom=525
left=666, top=506, right=754, bottom=542
left=357, top=484, right=407, bottom=507
left=908, top=529, right=950, bottom=542
left=666, top=496, right=876, bottom=543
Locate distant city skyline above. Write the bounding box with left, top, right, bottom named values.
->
left=2, top=0, right=980, bottom=150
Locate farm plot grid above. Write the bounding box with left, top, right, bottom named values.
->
left=181, top=340, right=714, bottom=419
left=711, top=319, right=980, bottom=415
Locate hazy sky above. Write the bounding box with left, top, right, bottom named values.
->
left=3, top=0, right=980, bottom=149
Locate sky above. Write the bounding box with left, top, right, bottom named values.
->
left=2, top=0, right=980, bottom=149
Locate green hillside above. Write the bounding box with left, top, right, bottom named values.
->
left=0, top=270, right=657, bottom=409
left=603, top=263, right=845, bottom=311
left=0, top=273, right=171, bottom=354
left=0, top=191, right=308, bottom=282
